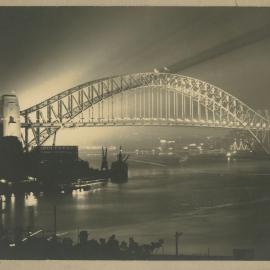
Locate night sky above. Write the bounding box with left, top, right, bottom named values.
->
left=0, top=7, right=270, bottom=109
left=1, top=7, right=270, bottom=145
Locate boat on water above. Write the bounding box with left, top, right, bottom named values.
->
left=69, top=178, right=108, bottom=192
left=111, top=146, right=129, bottom=183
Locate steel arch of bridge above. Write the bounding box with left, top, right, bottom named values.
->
left=20, top=72, right=270, bottom=153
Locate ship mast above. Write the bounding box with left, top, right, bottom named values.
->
left=101, top=146, right=108, bottom=171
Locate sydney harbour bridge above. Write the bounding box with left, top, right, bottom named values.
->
left=18, top=72, right=270, bottom=154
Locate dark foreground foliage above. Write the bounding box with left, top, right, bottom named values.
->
left=0, top=230, right=164, bottom=260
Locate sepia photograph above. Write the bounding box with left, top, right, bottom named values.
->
left=0, top=1, right=270, bottom=268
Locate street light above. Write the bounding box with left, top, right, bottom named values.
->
left=175, top=231, right=183, bottom=257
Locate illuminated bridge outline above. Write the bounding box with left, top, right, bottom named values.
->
left=20, top=72, right=270, bottom=153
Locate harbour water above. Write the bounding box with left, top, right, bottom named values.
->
left=1, top=159, right=270, bottom=258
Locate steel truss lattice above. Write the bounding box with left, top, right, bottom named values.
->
left=20, top=72, right=270, bottom=154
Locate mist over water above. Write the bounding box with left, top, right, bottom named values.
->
left=2, top=159, right=270, bottom=258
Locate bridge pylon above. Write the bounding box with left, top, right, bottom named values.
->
left=0, top=94, right=21, bottom=139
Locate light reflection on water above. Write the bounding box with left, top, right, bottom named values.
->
left=1, top=160, right=270, bottom=257
left=25, top=192, right=38, bottom=207
left=1, top=192, right=39, bottom=231
left=72, top=189, right=88, bottom=200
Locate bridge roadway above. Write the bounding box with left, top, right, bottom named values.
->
left=20, top=118, right=270, bottom=130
